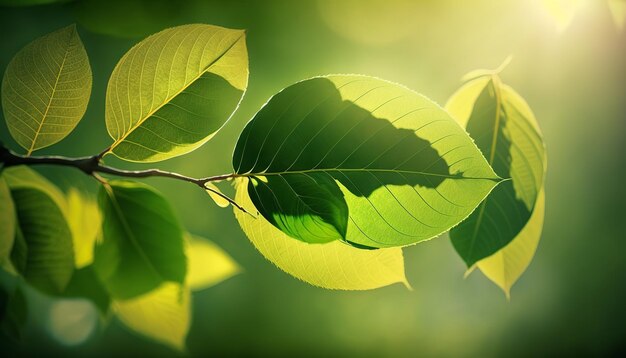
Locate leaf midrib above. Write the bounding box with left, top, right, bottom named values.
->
left=104, top=186, right=164, bottom=282
left=108, top=32, right=244, bottom=154
left=242, top=168, right=499, bottom=181
left=27, top=36, right=71, bottom=156
left=466, top=75, right=504, bottom=262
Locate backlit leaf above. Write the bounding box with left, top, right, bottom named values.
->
left=103, top=24, right=248, bottom=162
left=233, top=75, right=500, bottom=247
left=446, top=75, right=546, bottom=267
left=94, top=181, right=186, bottom=299
left=66, top=188, right=101, bottom=268
left=1, top=25, right=92, bottom=155
left=234, top=180, right=409, bottom=290
left=114, top=282, right=190, bottom=351
left=185, top=233, right=239, bottom=291
left=476, top=189, right=546, bottom=298
left=204, top=182, right=230, bottom=208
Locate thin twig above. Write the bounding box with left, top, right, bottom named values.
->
left=0, top=144, right=248, bottom=213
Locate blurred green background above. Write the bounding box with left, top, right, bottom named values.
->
left=1, top=0, right=625, bottom=356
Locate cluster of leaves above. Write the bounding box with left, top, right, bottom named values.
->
left=0, top=23, right=546, bottom=348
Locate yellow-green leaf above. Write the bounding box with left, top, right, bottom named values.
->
left=114, top=282, right=190, bottom=351
left=66, top=188, right=101, bottom=268
left=234, top=180, right=409, bottom=290
left=204, top=182, right=230, bottom=208
left=104, top=24, right=248, bottom=162
left=185, top=234, right=239, bottom=291
left=476, top=190, right=546, bottom=298
left=233, top=75, right=500, bottom=248
left=1, top=24, right=92, bottom=155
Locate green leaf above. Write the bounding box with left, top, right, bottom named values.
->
left=103, top=24, right=248, bottom=162
left=0, top=177, right=16, bottom=266
left=94, top=180, right=186, bottom=299
left=204, top=182, right=230, bottom=208
left=446, top=75, right=547, bottom=267
left=233, top=75, right=500, bottom=247
left=234, top=180, right=409, bottom=290
left=475, top=189, right=545, bottom=298
left=185, top=233, right=239, bottom=291
left=10, top=187, right=75, bottom=294
left=62, top=266, right=110, bottom=314
left=114, top=282, right=190, bottom=351
left=1, top=24, right=92, bottom=155
left=66, top=188, right=102, bottom=268
left=1, top=166, right=67, bottom=213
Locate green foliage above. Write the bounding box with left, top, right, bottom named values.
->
left=233, top=75, right=500, bottom=247
left=94, top=181, right=186, bottom=299
left=2, top=166, right=75, bottom=295
left=0, top=22, right=547, bottom=347
left=446, top=74, right=546, bottom=267
left=103, top=24, right=248, bottom=162
left=1, top=25, right=91, bottom=155
left=0, top=178, right=15, bottom=266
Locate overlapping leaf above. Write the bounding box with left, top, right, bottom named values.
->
left=1, top=24, right=92, bottom=154
left=104, top=24, right=248, bottom=162
left=94, top=181, right=186, bottom=299
left=9, top=187, right=75, bottom=294
left=114, top=282, right=190, bottom=351
left=234, top=180, right=409, bottom=290
left=233, top=75, right=500, bottom=247
left=1, top=167, right=74, bottom=293
left=66, top=188, right=101, bottom=268
left=446, top=75, right=547, bottom=269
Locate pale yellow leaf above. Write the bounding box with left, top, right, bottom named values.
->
left=234, top=179, right=409, bottom=290
left=204, top=182, right=230, bottom=208
left=476, top=190, right=546, bottom=298
left=66, top=188, right=102, bottom=268
left=114, top=282, right=190, bottom=351
left=185, top=234, right=239, bottom=291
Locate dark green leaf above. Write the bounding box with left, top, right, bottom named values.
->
left=0, top=285, right=27, bottom=343
left=11, top=188, right=74, bottom=294
left=62, top=266, right=110, bottom=314
left=94, top=181, right=186, bottom=299
left=0, top=177, right=16, bottom=266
